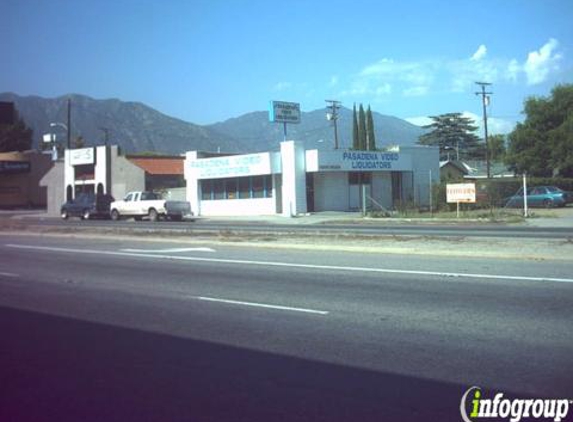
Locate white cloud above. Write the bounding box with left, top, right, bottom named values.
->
left=523, top=38, right=563, bottom=85
left=405, top=116, right=433, bottom=127
left=471, top=45, right=487, bottom=61
left=376, top=83, right=392, bottom=96
left=329, top=75, right=339, bottom=87
left=273, top=81, right=292, bottom=92
left=340, top=58, right=433, bottom=99
left=507, top=59, right=521, bottom=83
left=340, top=39, right=563, bottom=101
left=403, top=86, right=429, bottom=97
left=461, top=111, right=516, bottom=135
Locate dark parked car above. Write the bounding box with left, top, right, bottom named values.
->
left=61, top=193, right=115, bottom=220
left=505, top=186, right=570, bottom=208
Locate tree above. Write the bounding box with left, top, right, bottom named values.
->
left=488, top=134, right=506, bottom=162
left=0, top=111, right=33, bottom=152
left=418, top=113, right=482, bottom=160
left=358, top=104, right=367, bottom=150
left=366, top=105, right=376, bottom=151
left=352, top=104, right=359, bottom=150
left=506, top=84, right=573, bottom=177
left=73, top=136, right=86, bottom=149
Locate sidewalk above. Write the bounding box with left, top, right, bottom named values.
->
left=3, top=207, right=573, bottom=227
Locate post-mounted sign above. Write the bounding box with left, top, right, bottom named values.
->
left=446, top=183, right=476, bottom=203
left=269, top=101, right=301, bottom=124
left=69, top=147, right=95, bottom=166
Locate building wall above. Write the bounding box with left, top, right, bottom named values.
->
left=110, top=152, right=145, bottom=200
left=371, top=173, right=392, bottom=210
left=40, top=161, right=65, bottom=216
left=184, top=143, right=439, bottom=216
left=200, top=198, right=276, bottom=216
left=280, top=141, right=307, bottom=216
left=313, top=172, right=348, bottom=211
left=0, top=151, right=53, bottom=208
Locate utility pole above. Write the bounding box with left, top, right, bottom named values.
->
left=67, top=98, right=71, bottom=150
left=475, top=82, right=493, bottom=178
left=99, top=127, right=110, bottom=146
left=325, top=100, right=341, bottom=149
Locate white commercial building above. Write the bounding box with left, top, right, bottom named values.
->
left=185, top=141, right=439, bottom=217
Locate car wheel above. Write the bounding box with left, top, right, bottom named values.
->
left=61, top=210, right=69, bottom=220
left=543, top=199, right=553, bottom=208
left=148, top=208, right=158, bottom=222
left=111, top=209, right=120, bottom=221
left=82, top=210, right=91, bottom=220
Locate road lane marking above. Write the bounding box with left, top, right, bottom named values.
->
left=120, top=247, right=216, bottom=253
left=193, top=296, right=329, bottom=315
left=5, top=243, right=573, bottom=284
left=0, top=271, right=19, bottom=278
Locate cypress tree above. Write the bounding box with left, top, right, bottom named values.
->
left=366, top=105, right=376, bottom=151
left=358, top=104, right=367, bottom=150
left=352, top=103, right=359, bottom=150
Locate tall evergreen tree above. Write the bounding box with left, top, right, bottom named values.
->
left=358, top=104, right=367, bottom=150
left=417, top=112, right=482, bottom=160
left=366, top=105, right=376, bottom=151
left=352, top=103, right=359, bottom=150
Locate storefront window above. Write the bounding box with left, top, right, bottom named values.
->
left=213, top=179, right=225, bottom=200
left=200, top=175, right=273, bottom=200
left=238, top=177, right=251, bottom=199
left=252, top=176, right=264, bottom=198
left=226, top=178, right=238, bottom=199
left=201, top=180, right=213, bottom=200
left=349, top=172, right=371, bottom=185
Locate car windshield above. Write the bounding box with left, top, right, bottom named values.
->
left=546, top=187, right=562, bottom=193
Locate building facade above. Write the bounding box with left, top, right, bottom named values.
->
left=185, top=141, right=439, bottom=217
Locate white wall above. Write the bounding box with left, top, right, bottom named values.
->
left=371, top=173, right=392, bottom=210
left=313, top=172, right=348, bottom=211
left=200, top=198, right=276, bottom=216
left=280, top=141, right=307, bottom=216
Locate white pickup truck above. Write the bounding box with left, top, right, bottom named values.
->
left=110, top=191, right=193, bottom=222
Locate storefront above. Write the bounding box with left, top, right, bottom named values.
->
left=185, top=141, right=439, bottom=217
left=0, top=150, right=53, bottom=208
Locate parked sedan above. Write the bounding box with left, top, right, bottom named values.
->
left=505, top=186, right=570, bottom=208
left=61, top=193, right=115, bottom=220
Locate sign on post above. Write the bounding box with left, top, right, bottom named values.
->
left=446, top=183, right=476, bottom=203
left=69, top=147, right=95, bottom=166
left=447, top=183, right=476, bottom=218
left=269, top=101, right=301, bottom=124
left=269, top=101, right=301, bottom=142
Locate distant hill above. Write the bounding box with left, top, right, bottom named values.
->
left=208, top=107, right=426, bottom=151
left=0, top=93, right=238, bottom=154
left=0, top=93, right=425, bottom=154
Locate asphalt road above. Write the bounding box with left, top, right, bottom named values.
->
left=1, top=234, right=572, bottom=421
left=18, top=215, right=573, bottom=239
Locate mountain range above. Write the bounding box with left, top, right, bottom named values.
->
left=0, top=93, right=425, bottom=154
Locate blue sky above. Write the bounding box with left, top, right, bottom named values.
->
left=3, top=0, right=572, bottom=134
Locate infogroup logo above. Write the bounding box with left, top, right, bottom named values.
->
left=460, top=386, right=572, bottom=422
